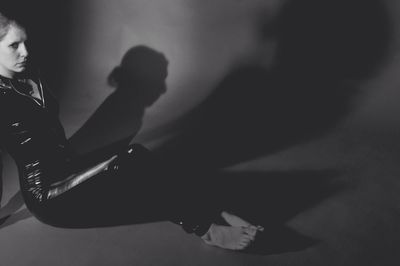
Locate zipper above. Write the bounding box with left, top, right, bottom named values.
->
left=9, top=78, right=46, bottom=108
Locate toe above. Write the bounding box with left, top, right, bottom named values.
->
left=244, top=227, right=258, bottom=237
left=239, top=239, right=251, bottom=249
left=243, top=233, right=255, bottom=241
left=256, top=225, right=265, bottom=232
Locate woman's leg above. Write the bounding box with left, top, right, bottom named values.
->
left=25, top=144, right=260, bottom=249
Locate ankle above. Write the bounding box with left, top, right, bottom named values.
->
left=172, top=217, right=212, bottom=236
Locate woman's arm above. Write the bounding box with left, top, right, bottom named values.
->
left=3, top=118, right=118, bottom=204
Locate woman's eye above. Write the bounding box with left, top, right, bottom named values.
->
left=9, top=43, right=19, bottom=49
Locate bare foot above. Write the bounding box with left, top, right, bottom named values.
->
left=201, top=212, right=264, bottom=250
left=201, top=223, right=256, bottom=250
left=221, top=211, right=264, bottom=232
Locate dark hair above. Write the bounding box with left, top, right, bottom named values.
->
left=0, top=11, right=14, bottom=40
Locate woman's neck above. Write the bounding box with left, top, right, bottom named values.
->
left=0, top=73, right=12, bottom=81
left=0, top=71, right=26, bottom=81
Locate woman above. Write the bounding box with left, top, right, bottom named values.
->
left=0, top=10, right=262, bottom=250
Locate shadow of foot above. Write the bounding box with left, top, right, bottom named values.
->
left=245, top=225, right=318, bottom=255
left=206, top=169, right=346, bottom=254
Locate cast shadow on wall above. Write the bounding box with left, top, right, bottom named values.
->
left=150, top=0, right=392, bottom=254
left=154, top=0, right=392, bottom=170
left=68, top=45, right=168, bottom=154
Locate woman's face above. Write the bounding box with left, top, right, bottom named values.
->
left=0, top=24, right=28, bottom=78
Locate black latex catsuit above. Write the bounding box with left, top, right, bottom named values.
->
left=0, top=74, right=212, bottom=235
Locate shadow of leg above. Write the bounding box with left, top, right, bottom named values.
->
left=0, top=191, right=28, bottom=219
left=0, top=208, right=32, bottom=229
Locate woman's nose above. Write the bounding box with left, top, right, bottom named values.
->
left=19, top=43, right=28, bottom=58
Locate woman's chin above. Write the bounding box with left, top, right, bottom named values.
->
left=14, top=66, right=27, bottom=73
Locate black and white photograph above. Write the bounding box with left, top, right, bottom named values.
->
left=0, top=0, right=398, bottom=265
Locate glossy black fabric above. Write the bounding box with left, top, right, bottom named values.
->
left=0, top=75, right=213, bottom=233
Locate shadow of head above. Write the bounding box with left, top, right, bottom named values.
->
left=108, top=45, right=169, bottom=107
